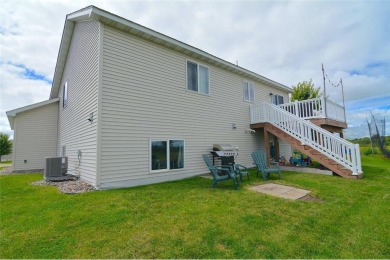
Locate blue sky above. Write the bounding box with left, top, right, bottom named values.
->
left=0, top=0, right=389, bottom=139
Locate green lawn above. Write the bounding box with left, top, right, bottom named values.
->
left=1, top=155, right=389, bottom=258
left=0, top=160, right=12, bottom=171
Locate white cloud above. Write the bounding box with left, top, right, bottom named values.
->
left=1, top=0, right=389, bottom=138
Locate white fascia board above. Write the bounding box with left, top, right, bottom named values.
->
left=6, top=98, right=59, bottom=130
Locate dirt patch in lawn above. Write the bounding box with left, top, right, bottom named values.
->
left=299, top=194, right=325, bottom=202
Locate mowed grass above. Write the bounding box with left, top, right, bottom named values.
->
left=1, top=155, right=389, bottom=258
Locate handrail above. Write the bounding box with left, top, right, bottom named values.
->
left=277, top=97, right=346, bottom=122
left=250, top=103, right=362, bottom=175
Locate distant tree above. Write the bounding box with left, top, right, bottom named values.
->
left=0, top=133, right=12, bottom=162
left=290, top=79, right=322, bottom=102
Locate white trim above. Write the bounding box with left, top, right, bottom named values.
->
left=149, top=138, right=185, bottom=173
left=185, top=59, right=210, bottom=95
left=95, top=22, right=104, bottom=189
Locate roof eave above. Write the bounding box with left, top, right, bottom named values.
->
left=49, top=6, right=292, bottom=99
left=6, top=98, right=60, bottom=130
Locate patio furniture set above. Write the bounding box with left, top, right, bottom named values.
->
left=203, top=151, right=281, bottom=190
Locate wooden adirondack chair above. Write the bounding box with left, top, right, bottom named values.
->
left=251, top=151, right=281, bottom=180
left=202, top=154, right=239, bottom=189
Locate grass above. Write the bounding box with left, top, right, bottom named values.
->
left=0, top=160, right=12, bottom=171
left=1, top=155, right=389, bottom=258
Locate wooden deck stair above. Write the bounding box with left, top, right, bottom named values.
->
left=264, top=123, right=363, bottom=179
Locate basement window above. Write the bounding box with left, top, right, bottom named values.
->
left=150, top=140, right=185, bottom=172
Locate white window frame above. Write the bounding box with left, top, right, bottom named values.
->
left=62, top=81, right=68, bottom=108
left=243, top=80, right=255, bottom=102
left=149, top=139, right=185, bottom=173
left=186, top=59, right=210, bottom=95
left=272, top=94, right=284, bottom=105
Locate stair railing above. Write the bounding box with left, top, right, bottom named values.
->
left=250, top=103, right=362, bottom=175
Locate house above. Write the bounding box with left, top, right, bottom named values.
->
left=6, top=6, right=362, bottom=189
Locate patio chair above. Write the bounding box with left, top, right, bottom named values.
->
left=202, top=154, right=239, bottom=190
left=234, top=164, right=249, bottom=182
left=251, top=151, right=281, bottom=180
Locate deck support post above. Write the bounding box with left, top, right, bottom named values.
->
left=273, top=135, right=280, bottom=161
left=264, top=126, right=270, bottom=167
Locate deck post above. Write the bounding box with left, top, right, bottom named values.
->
left=264, top=126, right=270, bottom=167
left=273, top=135, right=280, bottom=161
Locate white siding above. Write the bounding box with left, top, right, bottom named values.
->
left=99, top=25, right=290, bottom=189
left=57, top=20, right=100, bottom=186
left=12, top=102, right=58, bottom=171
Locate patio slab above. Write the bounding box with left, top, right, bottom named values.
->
left=248, top=183, right=310, bottom=200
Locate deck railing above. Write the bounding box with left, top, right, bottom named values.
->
left=278, top=97, right=346, bottom=122
left=250, top=103, right=362, bottom=175
left=325, top=98, right=346, bottom=122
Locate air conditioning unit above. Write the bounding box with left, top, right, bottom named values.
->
left=44, top=157, right=68, bottom=181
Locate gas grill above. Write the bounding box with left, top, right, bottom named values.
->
left=211, top=144, right=239, bottom=166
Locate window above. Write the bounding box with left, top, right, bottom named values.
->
left=187, top=61, right=209, bottom=94
left=63, top=81, right=68, bottom=108
left=151, top=140, right=184, bottom=172
left=61, top=145, right=66, bottom=156
left=243, top=81, right=254, bottom=102
left=272, top=94, right=284, bottom=105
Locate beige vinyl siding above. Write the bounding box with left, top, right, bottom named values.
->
left=98, top=25, right=290, bottom=189
left=12, top=102, right=58, bottom=171
left=279, top=139, right=293, bottom=160
left=57, top=20, right=100, bottom=186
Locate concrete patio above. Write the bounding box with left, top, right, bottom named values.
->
left=248, top=183, right=311, bottom=200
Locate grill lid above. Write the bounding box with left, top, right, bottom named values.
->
left=213, top=144, right=235, bottom=151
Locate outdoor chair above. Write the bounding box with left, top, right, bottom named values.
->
left=251, top=151, right=281, bottom=180
left=202, top=154, right=239, bottom=190
left=234, top=164, right=249, bottom=182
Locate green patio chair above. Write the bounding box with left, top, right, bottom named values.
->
left=251, top=151, right=281, bottom=180
left=234, top=164, right=249, bottom=182
left=202, top=154, right=239, bottom=190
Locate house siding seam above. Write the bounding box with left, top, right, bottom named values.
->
left=57, top=20, right=100, bottom=186
left=99, top=25, right=291, bottom=189
left=12, top=102, right=59, bottom=171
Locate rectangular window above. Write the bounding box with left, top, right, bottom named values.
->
left=272, top=94, right=284, bottom=105
left=187, top=61, right=209, bottom=94
left=63, top=81, right=68, bottom=108
left=151, top=139, right=184, bottom=172
left=61, top=145, right=66, bottom=156
left=170, top=140, right=184, bottom=169
left=243, top=81, right=254, bottom=102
